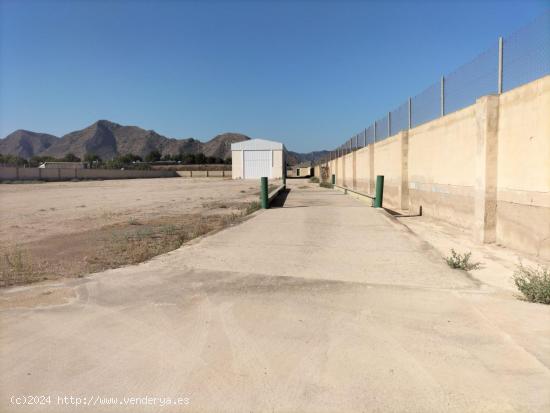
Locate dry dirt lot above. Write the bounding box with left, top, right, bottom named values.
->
left=0, top=177, right=273, bottom=286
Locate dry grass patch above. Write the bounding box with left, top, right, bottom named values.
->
left=0, top=247, right=47, bottom=287
left=1, top=201, right=261, bottom=288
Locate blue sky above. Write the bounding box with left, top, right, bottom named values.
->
left=0, top=0, right=548, bottom=152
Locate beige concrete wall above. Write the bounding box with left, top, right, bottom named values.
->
left=343, top=152, right=353, bottom=188
left=295, top=167, right=311, bottom=177
left=321, top=75, right=550, bottom=259
left=0, top=167, right=177, bottom=181
left=313, top=165, right=321, bottom=178
left=336, top=156, right=344, bottom=187
left=373, top=135, right=402, bottom=209
left=495, top=75, right=550, bottom=258
left=355, top=146, right=370, bottom=194
left=408, top=104, right=478, bottom=228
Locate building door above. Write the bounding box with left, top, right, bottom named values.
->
left=243, top=150, right=272, bottom=179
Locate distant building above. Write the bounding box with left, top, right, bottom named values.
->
left=38, top=162, right=87, bottom=169
left=231, top=139, right=286, bottom=179
left=288, top=162, right=313, bottom=178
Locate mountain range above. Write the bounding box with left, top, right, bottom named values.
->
left=0, top=120, right=328, bottom=165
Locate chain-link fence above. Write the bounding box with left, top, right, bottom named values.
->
left=330, top=10, right=550, bottom=158
left=445, top=45, right=498, bottom=115
left=375, top=115, right=389, bottom=141
left=503, top=11, right=550, bottom=92
left=366, top=124, right=375, bottom=145
left=390, top=100, right=409, bottom=135
left=411, top=81, right=440, bottom=128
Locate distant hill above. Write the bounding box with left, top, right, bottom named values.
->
left=286, top=150, right=331, bottom=165
left=0, top=120, right=328, bottom=165
left=0, top=130, right=58, bottom=159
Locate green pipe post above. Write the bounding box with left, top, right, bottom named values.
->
left=260, top=177, right=269, bottom=209
left=374, top=175, right=384, bottom=208
left=331, top=174, right=335, bottom=185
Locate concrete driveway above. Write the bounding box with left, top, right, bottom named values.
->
left=1, top=181, right=549, bottom=412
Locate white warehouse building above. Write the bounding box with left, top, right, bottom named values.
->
left=231, top=139, right=286, bottom=179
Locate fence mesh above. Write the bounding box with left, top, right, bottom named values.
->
left=503, top=10, right=550, bottom=92
left=445, top=45, right=498, bottom=114
left=375, top=115, right=389, bottom=141
left=334, top=12, right=550, bottom=152
left=411, top=81, right=440, bottom=128
left=366, top=125, right=375, bottom=145
left=390, top=101, right=409, bottom=134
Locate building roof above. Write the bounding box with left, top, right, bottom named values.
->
left=231, top=138, right=285, bottom=151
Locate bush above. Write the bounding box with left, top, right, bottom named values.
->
left=513, top=263, right=550, bottom=304
left=445, top=249, right=480, bottom=270
left=145, top=150, right=161, bottom=163
left=319, top=182, right=333, bottom=189
left=195, top=153, right=207, bottom=164
left=309, top=177, right=320, bottom=183
left=63, top=153, right=81, bottom=162
left=84, top=153, right=102, bottom=167
left=0, top=153, right=28, bottom=166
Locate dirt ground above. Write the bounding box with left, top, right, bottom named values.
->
left=0, top=177, right=274, bottom=286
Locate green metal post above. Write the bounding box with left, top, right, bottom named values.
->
left=374, top=175, right=384, bottom=208
left=260, top=177, right=269, bottom=209
left=331, top=174, right=335, bottom=185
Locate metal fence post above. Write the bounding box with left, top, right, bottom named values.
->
left=408, top=97, right=412, bottom=129
left=440, top=76, right=445, bottom=116
left=373, top=122, right=377, bottom=142
left=374, top=175, right=384, bottom=208
left=498, top=36, right=503, bottom=94
left=260, top=177, right=268, bottom=209
left=388, top=112, right=392, bottom=137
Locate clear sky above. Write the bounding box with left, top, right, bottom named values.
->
left=0, top=0, right=548, bottom=152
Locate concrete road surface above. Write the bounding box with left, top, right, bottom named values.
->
left=1, top=181, right=549, bottom=412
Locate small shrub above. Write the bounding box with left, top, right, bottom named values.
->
left=309, top=177, right=320, bottom=183
left=319, top=182, right=333, bottom=189
left=128, top=217, right=141, bottom=225
left=445, top=249, right=480, bottom=271
left=513, top=263, right=550, bottom=304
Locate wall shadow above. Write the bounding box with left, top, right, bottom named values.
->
left=270, top=188, right=291, bottom=208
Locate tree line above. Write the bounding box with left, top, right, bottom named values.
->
left=0, top=151, right=232, bottom=168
